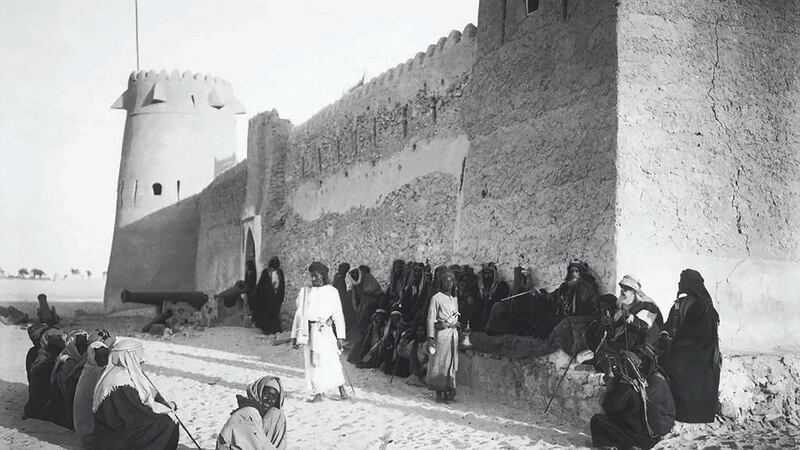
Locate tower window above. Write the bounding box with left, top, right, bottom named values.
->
left=152, top=183, right=162, bottom=195
left=526, top=0, right=539, bottom=15
left=176, top=180, right=181, bottom=200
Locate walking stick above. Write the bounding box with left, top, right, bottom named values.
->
left=142, top=371, right=202, bottom=450
left=544, top=352, right=576, bottom=414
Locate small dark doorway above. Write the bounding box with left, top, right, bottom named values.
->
left=245, top=228, right=256, bottom=263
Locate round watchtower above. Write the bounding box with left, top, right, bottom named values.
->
left=111, top=69, right=246, bottom=228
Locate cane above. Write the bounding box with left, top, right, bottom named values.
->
left=544, top=352, right=576, bottom=414
left=142, top=371, right=202, bottom=450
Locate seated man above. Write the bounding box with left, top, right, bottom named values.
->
left=537, top=259, right=599, bottom=338
left=24, top=328, right=64, bottom=420
left=485, top=266, right=547, bottom=336
left=475, top=262, right=510, bottom=332
left=216, top=376, right=287, bottom=450
left=46, top=329, right=90, bottom=429
left=593, top=275, right=664, bottom=373
left=73, top=340, right=111, bottom=448
left=590, top=351, right=675, bottom=450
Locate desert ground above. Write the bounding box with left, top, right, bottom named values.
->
left=1, top=306, right=798, bottom=449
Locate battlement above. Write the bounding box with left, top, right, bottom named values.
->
left=112, top=69, right=246, bottom=115
left=295, top=22, right=477, bottom=134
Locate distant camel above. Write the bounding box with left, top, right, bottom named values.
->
left=31, top=268, right=46, bottom=279
left=86, top=270, right=92, bottom=278
left=18, top=268, right=29, bottom=278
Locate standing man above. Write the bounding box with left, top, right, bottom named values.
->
left=661, top=269, right=721, bottom=423
left=254, top=257, right=285, bottom=334
left=332, top=263, right=356, bottom=342
left=426, top=270, right=460, bottom=403
left=291, top=262, right=349, bottom=403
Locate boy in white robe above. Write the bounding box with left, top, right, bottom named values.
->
left=291, top=261, right=349, bottom=402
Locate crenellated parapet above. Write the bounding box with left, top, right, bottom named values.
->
left=294, top=22, right=477, bottom=134
left=112, top=69, right=246, bottom=115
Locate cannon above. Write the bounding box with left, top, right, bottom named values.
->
left=214, top=280, right=246, bottom=308
left=120, top=290, right=209, bottom=309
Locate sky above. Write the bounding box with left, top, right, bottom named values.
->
left=0, top=0, right=478, bottom=277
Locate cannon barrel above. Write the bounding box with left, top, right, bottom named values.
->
left=120, top=290, right=209, bottom=309
left=215, top=280, right=246, bottom=308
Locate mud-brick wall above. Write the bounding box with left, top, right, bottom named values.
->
left=195, top=161, right=248, bottom=295
left=266, top=25, right=479, bottom=323
left=616, top=0, right=800, bottom=351
left=460, top=0, right=619, bottom=289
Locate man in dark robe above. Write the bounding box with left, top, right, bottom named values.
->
left=46, top=329, right=89, bottom=429
left=354, top=309, right=389, bottom=369
left=253, top=256, right=286, bottom=334
left=485, top=266, right=549, bottom=336
left=25, top=324, right=50, bottom=381
left=243, top=259, right=258, bottom=315
left=591, top=350, right=675, bottom=449
left=534, top=259, right=599, bottom=338
left=398, top=261, right=425, bottom=322
left=475, top=263, right=510, bottom=332
left=332, top=262, right=357, bottom=341
left=346, top=266, right=385, bottom=365
left=380, top=311, right=411, bottom=376
left=456, top=265, right=480, bottom=333
left=24, top=328, right=64, bottom=420
left=661, top=269, right=721, bottom=423
left=386, top=259, right=406, bottom=311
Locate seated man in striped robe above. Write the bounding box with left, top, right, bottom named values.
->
left=591, top=274, right=664, bottom=374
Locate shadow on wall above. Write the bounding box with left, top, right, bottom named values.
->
left=104, top=195, right=201, bottom=311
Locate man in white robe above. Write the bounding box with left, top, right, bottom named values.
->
left=291, top=261, right=349, bottom=402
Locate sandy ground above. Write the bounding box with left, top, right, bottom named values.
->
left=1, top=315, right=798, bottom=450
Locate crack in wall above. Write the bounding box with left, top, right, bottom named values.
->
left=731, top=166, right=751, bottom=254
left=705, top=13, right=751, bottom=256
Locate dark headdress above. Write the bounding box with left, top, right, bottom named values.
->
left=308, top=261, right=330, bottom=285
left=678, top=269, right=712, bottom=303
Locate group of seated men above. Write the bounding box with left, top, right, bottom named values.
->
left=21, top=294, right=288, bottom=450
left=330, top=258, right=721, bottom=450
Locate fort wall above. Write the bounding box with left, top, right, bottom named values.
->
left=615, top=0, right=800, bottom=350
left=272, top=24, right=479, bottom=310
left=461, top=0, right=619, bottom=289
left=195, top=161, right=248, bottom=295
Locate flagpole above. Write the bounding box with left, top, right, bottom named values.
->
left=134, top=0, right=140, bottom=70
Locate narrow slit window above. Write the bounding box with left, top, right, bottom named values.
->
left=119, top=180, right=125, bottom=207
left=526, top=0, right=539, bottom=15
left=152, top=183, right=162, bottom=196
left=176, top=180, right=181, bottom=200
left=133, top=180, right=138, bottom=206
